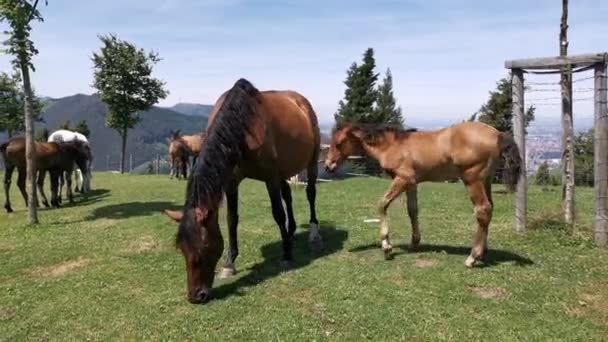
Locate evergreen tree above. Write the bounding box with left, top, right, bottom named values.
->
left=59, top=120, right=70, bottom=130
left=0, top=71, right=43, bottom=137
left=34, top=127, right=48, bottom=142
left=335, top=48, right=379, bottom=124
left=573, top=129, right=593, bottom=186
left=74, top=120, right=90, bottom=138
left=535, top=162, right=551, bottom=185
left=374, top=68, right=403, bottom=127
left=476, top=77, right=535, bottom=135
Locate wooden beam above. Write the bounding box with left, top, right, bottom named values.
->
left=505, top=53, right=607, bottom=70
left=512, top=69, right=527, bottom=232
left=594, top=62, right=608, bottom=247
left=562, top=69, right=575, bottom=225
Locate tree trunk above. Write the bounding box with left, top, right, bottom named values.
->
left=560, top=0, right=575, bottom=225
left=120, top=127, right=127, bottom=174
left=7, top=129, right=13, bottom=139
left=20, top=59, right=38, bottom=225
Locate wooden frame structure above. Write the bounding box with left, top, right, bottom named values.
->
left=505, top=52, right=608, bottom=246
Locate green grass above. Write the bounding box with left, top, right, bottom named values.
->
left=1, top=173, right=607, bottom=340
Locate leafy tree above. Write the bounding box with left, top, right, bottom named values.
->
left=535, top=161, right=551, bottom=185
left=73, top=120, right=90, bottom=138
left=0, top=71, right=43, bottom=137
left=34, top=127, right=48, bottom=142
left=374, top=68, right=403, bottom=127
left=573, top=129, right=593, bottom=186
left=92, top=34, right=168, bottom=173
left=476, top=77, right=535, bottom=135
left=0, top=0, right=47, bottom=224
left=335, top=48, right=379, bottom=124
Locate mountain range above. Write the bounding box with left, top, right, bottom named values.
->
left=33, top=94, right=209, bottom=170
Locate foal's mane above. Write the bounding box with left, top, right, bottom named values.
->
left=335, top=122, right=418, bottom=145
left=185, top=78, right=261, bottom=210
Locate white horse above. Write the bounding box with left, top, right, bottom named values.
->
left=48, top=129, right=93, bottom=194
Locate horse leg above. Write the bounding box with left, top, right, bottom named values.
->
left=220, top=179, right=241, bottom=278
left=57, top=171, right=64, bottom=205
left=464, top=181, right=493, bottom=268
left=483, top=177, right=494, bottom=254
left=266, top=180, right=293, bottom=267
left=405, top=185, right=421, bottom=248
left=37, top=170, right=50, bottom=208
left=280, top=180, right=297, bottom=240
left=17, top=169, right=27, bottom=208
left=306, top=163, right=322, bottom=250
left=3, top=165, right=15, bottom=213
left=181, top=156, right=188, bottom=180
left=50, top=170, right=61, bottom=208
left=66, top=170, right=74, bottom=204
left=378, top=177, right=409, bottom=260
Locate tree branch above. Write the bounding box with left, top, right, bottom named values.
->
left=26, top=0, right=40, bottom=23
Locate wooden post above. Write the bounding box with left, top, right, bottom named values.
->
left=156, top=154, right=160, bottom=175
left=129, top=154, right=133, bottom=173
left=560, top=0, right=575, bottom=225
left=512, top=69, right=527, bottom=232
left=594, top=62, right=608, bottom=247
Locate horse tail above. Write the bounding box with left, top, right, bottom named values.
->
left=498, top=132, right=522, bottom=192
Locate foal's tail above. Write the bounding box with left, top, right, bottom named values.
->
left=498, top=133, right=522, bottom=192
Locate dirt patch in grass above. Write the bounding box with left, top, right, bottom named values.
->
left=128, top=235, right=159, bottom=254
left=414, top=258, right=438, bottom=268
left=470, top=286, right=509, bottom=300
left=31, top=257, right=91, bottom=278
left=568, top=281, right=608, bottom=327
left=0, top=307, right=16, bottom=321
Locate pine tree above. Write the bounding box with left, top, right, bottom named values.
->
left=74, top=120, right=90, bottom=138
left=535, top=162, right=551, bottom=185
left=334, top=48, right=379, bottom=124
left=374, top=68, right=403, bottom=127
left=477, top=77, right=535, bottom=135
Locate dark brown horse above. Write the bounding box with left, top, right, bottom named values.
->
left=324, top=122, right=522, bottom=267
left=163, top=79, right=322, bottom=304
left=1, top=137, right=89, bottom=212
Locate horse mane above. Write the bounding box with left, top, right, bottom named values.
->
left=186, top=78, right=261, bottom=210
left=334, top=122, right=418, bottom=145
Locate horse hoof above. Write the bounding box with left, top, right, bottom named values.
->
left=43, top=201, right=50, bottom=208
left=219, top=267, right=237, bottom=279
left=464, top=255, right=477, bottom=268
left=308, top=236, right=323, bottom=251
left=5, top=206, right=13, bottom=213
left=279, top=259, right=295, bottom=269
left=383, top=249, right=394, bottom=260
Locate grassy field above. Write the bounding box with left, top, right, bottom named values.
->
left=0, top=173, right=607, bottom=340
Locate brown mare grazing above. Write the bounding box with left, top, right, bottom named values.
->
left=168, top=130, right=205, bottom=179
left=324, top=122, right=521, bottom=267
left=1, top=137, right=90, bottom=212
left=163, top=79, right=322, bottom=304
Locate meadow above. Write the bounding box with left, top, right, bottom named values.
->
left=1, top=173, right=607, bottom=340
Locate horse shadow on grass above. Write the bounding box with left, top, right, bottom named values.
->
left=84, top=200, right=182, bottom=220
left=211, top=222, right=348, bottom=302
left=349, top=242, right=533, bottom=267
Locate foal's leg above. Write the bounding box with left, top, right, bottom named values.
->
left=37, top=170, right=50, bottom=208
left=17, top=169, right=27, bottom=208
left=57, top=171, right=64, bottom=205
left=306, top=162, right=322, bottom=249
left=3, top=165, right=15, bottom=213
left=266, top=180, right=293, bottom=266
left=378, top=177, right=409, bottom=259
left=50, top=170, right=61, bottom=208
left=66, top=170, right=74, bottom=203
left=464, top=181, right=493, bottom=268
left=280, top=180, right=297, bottom=239
left=220, top=179, right=240, bottom=278
left=405, top=186, right=421, bottom=248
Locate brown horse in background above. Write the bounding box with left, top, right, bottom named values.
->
left=1, top=137, right=90, bottom=212
left=168, top=130, right=205, bottom=179
left=325, top=121, right=521, bottom=268
left=163, top=79, right=322, bottom=304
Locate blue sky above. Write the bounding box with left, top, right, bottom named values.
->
left=0, top=0, right=606, bottom=127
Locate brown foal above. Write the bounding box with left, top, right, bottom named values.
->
left=324, top=122, right=522, bottom=267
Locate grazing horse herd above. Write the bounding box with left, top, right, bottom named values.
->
left=1, top=78, right=522, bottom=305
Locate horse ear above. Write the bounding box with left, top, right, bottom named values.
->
left=194, top=207, right=208, bottom=224
left=163, top=209, right=183, bottom=222
left=349, top=128, right=364, bottom=140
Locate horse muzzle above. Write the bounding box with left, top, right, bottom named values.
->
left=324, top=161, right=338, bottom=173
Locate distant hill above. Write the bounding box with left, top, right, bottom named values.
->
left=169, top=103, right=214, bottom=117
left=38, top=94, right=208, bottom=170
